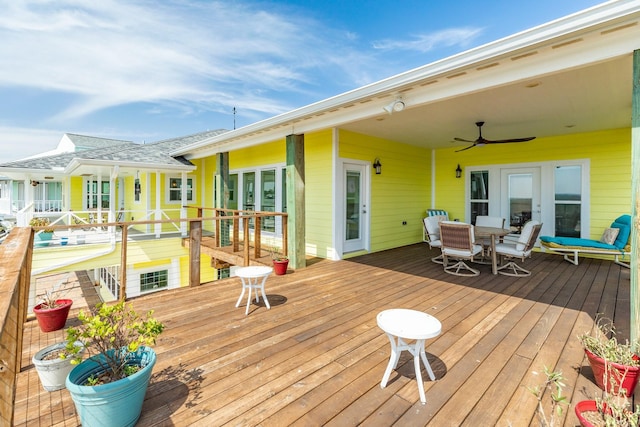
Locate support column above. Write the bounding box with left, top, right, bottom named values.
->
left=215, top=152, right=230, bottom=246
left=286, top=134, right=306, bottom=269
left=631, top=49, right=640, bottom=347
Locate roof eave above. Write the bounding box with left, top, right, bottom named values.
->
left=171, top=0, right=640, bottom=158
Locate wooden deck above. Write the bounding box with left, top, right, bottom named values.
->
left=15, top=244, right=631, bottom=426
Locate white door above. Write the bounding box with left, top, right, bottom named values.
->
left=342, top=162, right=369, bottom=253
left=500, top=167, right=541, bottom=234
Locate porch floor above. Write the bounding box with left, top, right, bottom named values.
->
left=15, top=244, right=631, bottom=426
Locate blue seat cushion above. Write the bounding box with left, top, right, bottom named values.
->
left=610, top=214, right=631, bottom=249
left=540, top=214, right=631, bottom=251
left=539, top=236, right=617, bottom=250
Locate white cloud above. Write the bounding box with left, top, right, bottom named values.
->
left=0, top=126, right=63, bottom=162
left=372, top=27, right=484, bottom=52
left=0, top=0, right=372, bottom=122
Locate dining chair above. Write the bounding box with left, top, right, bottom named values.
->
left=423, top=216, right=446, bottom=264
left=494, top=220, right=543, bottom=277
left=439, top=221, right=483, bottom=277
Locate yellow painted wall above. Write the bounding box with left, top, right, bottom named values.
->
left=435, top=127, right=631, bottom=239
left=339, top=129, right=431, bottom=254
left=33, top=237, right=216, bottom=286
left=304, top=130, right=334, bottom=258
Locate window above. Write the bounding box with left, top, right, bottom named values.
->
left=554, top=165, right=582, bottom=237
left=470, top=171, right=489, bottom=224
left=86, top=180, right=110, bottom=209
left=261, top=169, right=276, bottom=232
left=168, top=177, right=194, bottom=202
left=140, top=270, right=168, bottom=292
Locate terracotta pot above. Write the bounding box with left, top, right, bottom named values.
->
left=575, top=400, right=599, bottom=427
left=273, top=259, right=289, bottom=275
left=585, top=349, right=640, bottom=395
left=33, top=299, right=73, bottom=332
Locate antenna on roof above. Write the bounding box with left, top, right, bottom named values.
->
left=233, top=107, right=236, bottom=130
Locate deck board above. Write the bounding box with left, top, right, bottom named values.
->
left=14, top=244, right=632, bottom=426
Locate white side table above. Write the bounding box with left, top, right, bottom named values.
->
left=235, top=266, right=273, bottom=315
left=376, top=308, right=442, bottom=404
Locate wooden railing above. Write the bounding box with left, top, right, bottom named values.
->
left=29, top=208, right=288, bottom=293
left=0, top=228, right=32, bottom=426
left=0, top=209, right=287, bottom=422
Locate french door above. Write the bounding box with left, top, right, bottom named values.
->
left=500, top=167, right=541, bottom=233
left=342, top=162, right=370, bottom=253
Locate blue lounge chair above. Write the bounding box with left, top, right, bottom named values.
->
left=540, top=214, right=631, bottom=268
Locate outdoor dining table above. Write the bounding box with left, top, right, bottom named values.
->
left=474, top=226, right=511, bottom=275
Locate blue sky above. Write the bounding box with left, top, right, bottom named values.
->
left=0, top=0, right=602, bottom=162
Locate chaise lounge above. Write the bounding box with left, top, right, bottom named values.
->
left=539, top=214, right=631, bottom=268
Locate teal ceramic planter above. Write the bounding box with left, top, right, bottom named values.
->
left=66, top=347, right=156, bottom=427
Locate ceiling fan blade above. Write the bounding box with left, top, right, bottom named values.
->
left=453, top=137, right=474, bottom=143
left=455, top=144, right=476, bottom=152
left=486, top=136, right=536, bottom=144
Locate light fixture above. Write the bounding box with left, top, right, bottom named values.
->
left=383, top=97, right=405, bottom=114
left=373, top=158, right=382, bottom=175
left=30, top=180, right=39, bottom=187
left=455, top=164, right=462, bottom=179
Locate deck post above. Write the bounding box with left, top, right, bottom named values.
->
left=631, top=48, right=640, bottom=348
left=119, top=225, right=128, bottom=301
left=189, top=219, right=202, bottom=287
left=286, top=134, right=306, bottom=269
left=215, top=153, right=231, bottom=247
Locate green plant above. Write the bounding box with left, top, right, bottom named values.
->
left=35, top=276, right=72, bottom=309
left=269, top=245, right=288, bottom=261
left=63, top=301, right=164, bottom=385
left=29, top=217, right=54, bottom=233
left=578, top=316, right=640, bottom=367
left=527, top=366, right=567, bottom=427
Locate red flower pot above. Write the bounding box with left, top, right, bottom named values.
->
left=33, top=299, right=73, bottom=332
left=575, top=400, right=599, bottom=427
left=273, top=259, right=289, bottom=275
left=585, top=348, right=640, bottom=396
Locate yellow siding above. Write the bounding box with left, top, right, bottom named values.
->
left=436, top=127, right=631, bottom=239
left=339, top=129, right=431, bottom=253
left=34, top=238, right=216, bottom=287
left=304, top=130, right=334, bottom=258
left=69, top=177, right=84, bottom=211
left=231, top=140, right=286, bottom=169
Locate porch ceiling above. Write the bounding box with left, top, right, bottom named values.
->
left=340, top=54, right=632, bottom=150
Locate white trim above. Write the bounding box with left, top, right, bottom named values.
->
left=330, top=128, right=340, bottom=260
left=464, top=158, right=590, bottom=238
left=165, top=174, right=196, bottom=205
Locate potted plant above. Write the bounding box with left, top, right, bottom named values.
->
left=527, top=366, right=568, bottom=427
left=270, top=246, right=289, bottom=275
left=63, top=301, right=164, bottom=427
left=32, top=341, right=84, bottom=391
left=33, top=288, right=73, bottom=332
left=578, top=316, right=640, bottom=396
left=30, top=217, right=54, bottom=246
left=575, top=387, right=640, bottom=426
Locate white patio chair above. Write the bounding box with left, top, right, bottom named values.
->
left=423, top=215, right=446, bottom=264
left=495, top=220, right=543, bottom=277
left=440, top=221, right=483, bottom=277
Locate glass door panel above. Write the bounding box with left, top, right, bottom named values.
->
left=261, top=170, right=276, bottom=232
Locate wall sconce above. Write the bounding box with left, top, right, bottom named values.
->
left=30, top=180, right=39, bottom=187
left=373, top=158, right=382, bottom=175
left=455, top=164, right=462, bottom=179
left=383, top=97, right=405, bottom=114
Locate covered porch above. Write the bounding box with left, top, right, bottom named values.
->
left=15, top=244, right=630, bottom=426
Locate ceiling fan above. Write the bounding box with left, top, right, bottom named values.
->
left=453, top=121, right=535, bottom=152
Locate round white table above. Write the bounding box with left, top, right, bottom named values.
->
left=376, top=308, right=442, bottom=404
left=235, top=266, right=273, bottom=315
